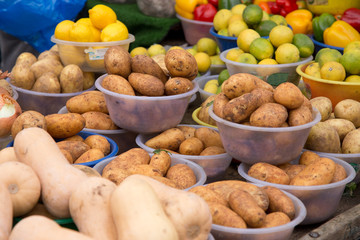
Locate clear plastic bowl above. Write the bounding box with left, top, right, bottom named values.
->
left=93, top=153, right=207, bottom=190
left=135, top=124, right=233, bottom=182
left=51, top=34, right=135, bottom=73
left=192, top=107, right=217, bottom=129
left=58, top=106, right=138, bottom=154
left=220, top=48, right=313, bottom=86
left=95, top=74, right=199, bottom=134
left=176, top=14, right=214, bottom=45
left=238, top=153, right=356, bottom=225
left=209, top=105, right=321, bottom=165
left=195, top=74, right=219, bottom=102
left=211, top=185, right=306, bottom=240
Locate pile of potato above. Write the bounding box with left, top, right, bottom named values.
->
left=306, top=97, right=360, bottom=154
left=101, top=46, right=198, bottom=96
left=10, top=47, right=95, bottom=93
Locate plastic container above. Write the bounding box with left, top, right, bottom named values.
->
left=296, top=62, right=360, bottom=109
left=220, top=47, right=313, bottom=87
left=192, top=107, right=218, bottom=129
left=238, top=154, right=356, bottom=225
left=135, top=124, right=233, bottom=182
left=93, top=153, right=207, bottom=190
left=176, top=14, right=214, bottom=45
left=311, top=35, right=344, bottom=55
left=95, top=74, right=199, bottom=134
left=195, top=74, right=219, bottom=102
left=58, top=106, right=138, bottom=154
left=209, top=105, right=321, bottom=165
left=209, top=27, right=237, bottom=52
left=51, top=34, right=135, bottom=73
left=211, top=185, right=306, bottom=240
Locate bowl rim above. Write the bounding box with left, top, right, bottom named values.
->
left=95, top=74, right=199, bottom=101
left=50, top=34, right=135, bottom=46
left=211, top=184, right=307, bottom=234
left=303, top=149, right=360, bottom=159
left=208, top=105, right=322, bottom=133
left=192, top=107, right=218, bottom=129
left=176, top=14, right=213, bottom=26
left=296, top=61, right=360, bottom=86
left=209, top=26, right=237, bottom=41
left=310, top=35, right=344, bottom=51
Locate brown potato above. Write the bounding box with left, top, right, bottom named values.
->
left=128, top=164, right=163, bottom=177
left=151, top=54, right=169, bottom=76
left=342, top=128, right=360, bottom=154
left=66, top=90, right=108, bottom=114
left=131, top=54, right=168, bottom=83
left=0, top=80, right=13, bottom=96
left=102, top=167, right=129, bottom=185
left=73, top=165, right=101, bottom=177
left=165, top=49, right=198, bottom=80
left=274, top=82, right=304, bottom=109
left=189, top=185, right=228, bottom=207
left=45, top=113, right=85, bottom=138
left=30, top=58, right=63, bottom=79
left=60, top=149, right=73, bottom=164
left=101, top=74, right=135, bottom=96
left=10, top=63, right=36, bottom=90
left=178, top=137, right=204, bottom=155
left=74, top=148, right=105, bottom=164
left=166, top=164, right=196, bottom=189
left=223, top=93, right=259, bottom=123
left=31, top=72, right=61, bottom=93
left=250, top=87, right=274, bottom=106
left=149, top=150, right=171, bottom=175
left=207, top=202, right=247, bottom=228
left=177, top=125, right=196, bottom=139
left=261, top=186, right=295, bottom=219
left=213, top=92, right=230, bottom=119
left=59, top=64, right=84, bottom=93
left=82, top=72, right=95, bottom=90
left=200, top=146, right=226, bottom=156
left=305, top=121, right=341, bottom=153
left=145, top=128, right=185, bottom=151
left=261, top=212, right=291, bottom=228
left=108, top=148, right=151, bottom=169
left=253, top=78, right=274, bottom=92
left=250, top=103, right=288, bottom=127
left=221, top=73, right=258, bottom=99
left=299, top=151, right=321, bottom=165
left=325, top=118, right=356, bottom=141
left=128, top=72, right=164, bottom=96
left=57, top=140, right=90, bottom=160
left=15, top=52, right=37, bottom=66
left=198, top=95, right=217, bottom=126
left=38, top=50, right=60, bottom=62
left=288, top=104, right=313, bottom=126
left=194, top=127, right=223, bottom=148
left=63, top=135, right=84, bottom=142
left=84, top=134, right=111, bottom=155
left=283, top=164, right=306, bottom=180
left=334, top=99, right=360, bottom=127
left=104, top=45, right=132, bottom=78
left=150, top=176, right=177, bottom=188
left=11, top=110, right=47, bottom=138
left=248, top=162, right=290, bottom=185
left=82, top=112, right=118, bottom=130
left=164, top=77, right=194, bottom=95
left=331, top=163, right=347, bottom=183
left=310, top=96, right=333, bottom=121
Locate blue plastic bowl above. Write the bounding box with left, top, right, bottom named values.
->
left=310, top=35, right=344, bottom=55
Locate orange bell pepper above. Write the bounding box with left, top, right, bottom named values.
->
left=258, top=2, right=271, bottom=14
left=324, top=20, right=360, bottom=48
left=285, top=9, right=313, bottom=34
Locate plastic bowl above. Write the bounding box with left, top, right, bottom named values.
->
left=238, top=153, right=356, bottom=225
left=209, top=105, right=321, bottom=165
left=51, top=34, right=135, bottom=73
left=93, top=153, right=207, bottom=190
left=95, top=74, right=199, bottom=134
left=296, top=61, right=360, bottom=109
left=192, top=107, right=217, bottom=129
left=195, top=74, right=219, bottom=102
left=220, top=47, right=313, bottom=87
left=209, top=27, right=237, bottom=52
left=135, top=124, right=233, bottom=182
left=176, top=14, right=214, bottom=45
left=58, top=106, right=138, bottom=154
left=310, top=35, right=344, bottom=55
left=211, top=185, right=306, bottom=240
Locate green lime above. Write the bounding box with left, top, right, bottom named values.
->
left=315, top=48, right=342, bottom=68
left=292, top=33, right=314, bottom=58
left=242, top=4, right=263, bottom=27
left=269, top=14, right=287, bottom=26
left=218, top=69, right=230, bottom=86
left=236, top=53, right=258, bottom=64
left=340, top=51, right=360, bottom=75
left=255, top=20, right=277, bottom=37
left=249, top=37, right=274, bottom=61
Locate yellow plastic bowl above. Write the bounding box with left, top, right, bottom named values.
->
left=192, top=107, right=217, bottom=128
left=296, top=62, right=360, bottom=109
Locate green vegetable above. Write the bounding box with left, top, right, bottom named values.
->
left=218, top=0, right=251, bottom=9
left=312, top=13, right=336, bottom=43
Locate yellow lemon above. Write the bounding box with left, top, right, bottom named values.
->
left=344, top=41, right=360, bottom=54
left=69, top=22, right=94, bottom=42
left=269, top=14, right=287, bottom=26
left=147, top=44, right=166, bottom=57
left=210, top=55, right=225, bottom=65
left=320, top=61, right=346, bottom=81
left=100, top=21, right=129, bottom=42
left=213, top=9, right=233, bottom=32
left=345, top=75, right=360, bottom=82
left=258, top=58, right=278, bottom=65
left=130, top=47, right=149, bottom=57
left=275, top=43, right=300, bottom=64
left=305, top=62, right=321, bottom=78
left=89, top=4, right=117, bottom=30
left=185, top=48, right=196, bottom=56
left=236, top=53, right=257, bottom=64
left=231, top=4, right=247, bottom=15
left=227, top=20, right=248, bottom=38
left=197, top=37, right=218, bottom=56
left=237, top=28, right=260, bottom=53
left=249, top=37, right=274, bottom=61
left=226, top=48, right=244, bottom=61
left=76, top=18, right=101, bottom=42
left=228, top=14, right=243, bottom=25
left=203, top=80, right=219, bottom=94
left=269, top=25, right=294, bottom=48
left=76, top=18, right=92, bottom=25
left=54, top=20, right=75, bottom=41
left=194, top=52, right=212, bottom=73
left=217, top=28, right=229, bottom=36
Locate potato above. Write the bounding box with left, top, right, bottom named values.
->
left=145, top=128, right=185, bottom=151
left=131, top=54, right=168, bottom=83
left=165, top=49, right=198, bottom=80
left=342, top=128, right=360, bottom=154
left=290, top=157, right=336, bottom=186
left=250, top=103, right=288, bottom=127
left=73, top=165, right=101, bottom=177
left=74, top=148, right=105, bottom=164
left=223, top=93, right=259, bottom=123
left=178, top=137, right=204, bottom=155
left=194, top=127, right=223, bottom=148
left=188, top=185, right=228, bottom=207
left=150, top=176, right=178, bottom=188
left=305, top=121, right=341, bottom=153
left=15, top=52, right=37, bottom=66
left=82, top=72, right=95, bottom=90
left=31, top=72, right=61, bottom=93
left=261, top=212, right=291, bottom=228
left=166, top=164, right=196, bottom=189
left=82, top=112, right=118, bottom=130
left=11, top=110, right=47, bottom=138
left=248, top=162, right=290, bottom=185
left=60, top=149, right=73, bottom=164
left=57, top=140, right=90, bottom=160
left=310, top=96, right=333, bottom=121
left=30, top=58, right=63, bottom=79
left=325, top=118, right=356, bottom=141
left=101, top=74, right=135, bottom=96
left=221, top=73, right=258, bottom=99
left=283, top=164, right=306, bottom=180
left=253, top=77, right=274, bottom=92
left=102, top=167, right=130, bottom=185
left=84, top=134, right=111, bottom=155
left=331, top=163, right=347, bottom=183
left=288, top=104, right=313, bottom=126
left=334, top=99, right=360, bottom=128
left=200, top=146, right=226, bottom=156
left=38, top=50, right=60, bottom=62
left=177, top=125, right=196, bottom=139
left=104, top=45, right=132, bottom=78
left=164, top=77, right=194, bottom=95
left=108, top=148, right=151, bottom=169
left=302, top=95, right=313, bottom=112
left=198, top=95, right=217, bottom=126
left=128, top=164, right=163, bottom=177
left=261, top=186, right=295, bottom=219
left=274, top=82, right=304, bottom=109
left=128, top=73, right=164, bottom=96
left=228, top=190, right=266, bottom=228
left=213, top=92, right=230, bottom=119
left=45, top=113, right=85, bottom=138
left=250, top=87, right=274, bottom=106
left=299, top=151, right=321, bottom=165
left=66, top=91, right=108, bottom=114
left=0, top=79, right=13, bottom=96
left=149, top=150, right=171, bottom=175
left=151, top=54, right=169, bottom=76
left=63, top=135, right=84, bottom=142
left=59, top=64, right=84, bottom=93
left=10, top=63, right=36, bottom=89
left=207, top=202, right=247, bottom=228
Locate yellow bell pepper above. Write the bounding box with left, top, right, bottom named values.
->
left=324, top=20, right=360, bottom=48
left=175, top=0, right=208, bottom=20
left=285, top=9, right=313, bottom=34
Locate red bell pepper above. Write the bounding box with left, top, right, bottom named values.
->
left=269, top=0, right=298, bottom=16
left=193, top=3, right=218, bottom=22
left=268, top=1, right=280, bottom=14
left=341, top=8, right=360, bottom=32
left=208, top=0, right=219, bottom=8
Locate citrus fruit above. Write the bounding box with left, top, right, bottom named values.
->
left=340, top=51, right=360, bottom=75
left=345, top=75, right=360, bottom=82
left=262, top=11, right=270, bottom=21
left=76, top=18, right=101, bottom=42
left=269, top=14, right=287, bottom=26
left=186, top=48, right=197, bottom=56
left=217, top=28, right=229, bottom=36
left=237, top=29, right=260, bottom=53
left=305, top=62, right=321, bottom=78
left=269, top=25, right=294, bottom=48
left=249, top=38, right=274, bottom=61
left=130, top=47, right=149, bottom=57
left=197, top=38, right=218, bottom=56
left=100, top=21, right=128, bottom=42
left=228, top=14, right=243, bottom=25
left=147, top=44, right=166, bottom=57
left=69, top=22, right=94, bottom=42
left=194, top=52, right=212, bottom=73
left=292, top=33, right=314, bottom=58
left=204, top=79, right=219, bottom=94
left=54, top=20, right=75, bottom=41
left=242, top=4, right=263, bottom=27
left=89, top=4, right=117, bottom=30
left=213, top=9, right=233, bottom=32
left=320, top=61, right=346, bottom=81
left=344, top=41, right=360, bottom=54
left=210, top=55, right=224, bottom=65
left=231, top=4, right=247, bottom=15
left=315, top=48, right=342, bottom=68
left=228, top=20, right=248, bottom=37
left=255, top=20, right=277, bottom=37
left=236, top=53, right=257, bottom=64
left=275, top=43, right=300, bottom=64
left=226, top=48, right=244, bottom=61
left=218, top=69, right=230, bottom=85
left=168, top=46, right=184, bottom=52
left=258, top=58, right=278, bottom=65
left=76, top=18, right=92, bottom=25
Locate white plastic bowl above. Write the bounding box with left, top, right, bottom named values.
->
left=176, top=14, right=214, bottom=45
left=95, top=74, right=199, bottom=134
left=195, top=74, right=219, bottom=102
left=238, top=154, right=356, bottom=225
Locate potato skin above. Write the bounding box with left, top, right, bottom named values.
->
left=32, top=72, right=60, bottom=93
left=59, top=64, right=84, bottom=93
left=10, top=63, right=36, bottom=90
left=299, top=151, right=321, bottom=165
left=82, top=111, right=118, bottom=130
left=342, top=128, right=360, bottom=154
left=274, top=82, right=304, bottom=110
left=250, top=103, right=288, bottom=127
left=104, top=45, right=132, bottom=78
left=178, top=137, right=204, bottom=155
left=221, top=73, right=258, bottom=99
left=213, top=92, right=230, bottom=119
left=166, top=164, right=196, bottom=189
left=325, top=118, right=356, bottom=141
left=223, top=93, right=259, bottom=123
left=145, top=128, right=185, bottom=151
left=305, top=121, right=341, bottom=153
left=288, top=104, right=313, bottom=126
left=164, top=77, right=193, bottom=95
left=177, top=126, right=196, bottom=139
left=66, top=91, right=108, bottom=114
left=57, top=140, right=90, bottom=160
left=30, top=58, right=63, bottom=79
left=189, top=185, right=228, bottom=207
left=261, top=186, right=295, bottom=219
left=331, top=163, right=347, bottom=183
left=310, top=96, right=333, bottom=121
left=261, top=212, right=291, bottom=228
left=128, top=164, right=162, bottom=177
left=250, top=87, right=274, bottom=106
left=74, top=148, right=105, bottom=164
left=131, top=54, right=168, bottom=83
left=45, top=113, right=85, bottom=138
left=194, top=127, right=223, bottom=148
left=149, top=151, right=171, bottom=176
left=200, top=146, right=226, bottom=156
left=334, top=99, right=360, bottom=127
left=84, top=135, right=111, bottom=155
left=128, top=72, right=164, bottom=96
left=101, top=74, right=135, bottom=96
left=248, top=162, right=290, bottom=185
left=11, top=110, right=47, bottom=138
left=165, top=49, right=198, bottom=80
left=207, top=202, right=247, bottom=228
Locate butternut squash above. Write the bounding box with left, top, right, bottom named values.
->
left=9, top=215, right=94, bottom=240
left=0, top=147, right=18, bottom=164
left=129, top=174, right=212, bottom=240
left=0, top=182, right=12, bottom=240
left=13, top=127, right=87, bottom=218
left=69, top=177, right=117, bottom=240
left=110, top=175, right=179, bottom=240
left=0, top=161, right=41, bottom=217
